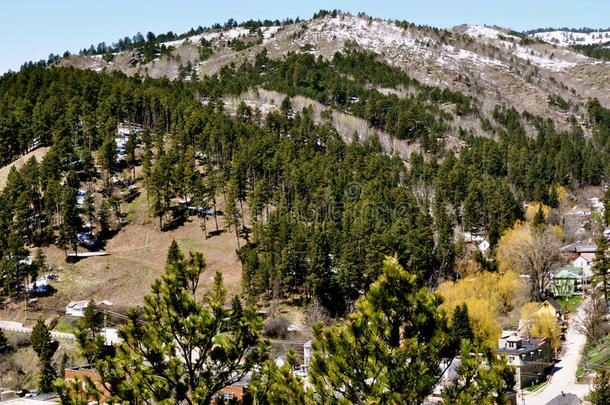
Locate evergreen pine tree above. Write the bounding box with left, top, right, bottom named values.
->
left=98, top=200, right=111, bottom=236
left=533, top=204, right=546, bottom=228
left=590, top=369, right=610, bottom=405
left=166, top=239, right=183, bottom=266
left=59, top=352, right=68, bottom=379
left=309, top=256, right=459, bottom=403
left=0, top=328, right=10, bottom=354
left=75, top=300, right=106, bottom=364
left=548, top=185, right=559, bottom=208
left=61, top=245, right=268, bottom=403
left=224, top=178, right=242, bottom=248
left=441, top=340, right=515, bottom=404
left=142, top=148, right=153, bottom=215
left=125, top=131, right=137, bottom=181
left=592, top=235, right=609, bottom=305
left=31, top=319, right=59, bottom=392
left=83, top=191, right=95, bottom=222
left=452, top=303, right=474, bottom=342
left=59, top=186, right=82, bottom=256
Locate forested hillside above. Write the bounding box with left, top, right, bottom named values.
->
left=1, top=8, right=610, bottom=402
left=1, top=47, right=609, bottom=312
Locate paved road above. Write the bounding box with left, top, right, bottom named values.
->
left=523, top=299, right=590, bottom=404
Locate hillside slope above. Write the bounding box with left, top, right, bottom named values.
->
left=57, top=13, right=610, bottom=131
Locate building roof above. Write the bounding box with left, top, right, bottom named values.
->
left=576, top=244, right=597, bottom=253
left=579, top=252, right=596, bottom=262
left=565, top=207, right=592, bottom=216
left=66, top=300, right=113, bottom=310
left=553, top=267, right=582, bottom=279
left=497, top=336, right=548, bottom=356
left=544, top=297, right=564, bottom=313
left=562, top=243, right=597, bottom=253
left=66, top=364, right=96, bottom=371
left=506, top=333, right=522, bottom=342
left=546, top=393, right=581, bottom=405
left=66, top=300, right=89, bottom=309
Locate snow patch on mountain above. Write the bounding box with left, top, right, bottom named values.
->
left=533, top=30, right=610, bottom=46
left=462, top=25, right=519, bottom=42
left=305, top=15, right=433, bottom=60
left=437, top=45, right=507, bottom=69
left=160, top=26, right=275, bottom=48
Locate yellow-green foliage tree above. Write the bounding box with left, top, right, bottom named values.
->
left=524, top=202, right=551, bottom=223
left=519, top=303, right=562, bottom=349
left=437, top=270, right=522, bottom=346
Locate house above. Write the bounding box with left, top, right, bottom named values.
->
left=478, top=239, right=490, bottom=253
left=561, top=242, right=597, bottom=257
left=65, top=300, right=113, bottom=317
left=563, top=207, right=592, bottom=234
left=303, top=340, right=313, bottom=369
left=572, top=252, right=595, bottom=279
left=497, top=333, right=552, bottom=390
left=217, top=385, right=245, bottom=403
left=425, top=356, right=517, bottom=404
left=217, top=374, right=250, bottom=403
left=565, top=207, right=592, bottom=217
left=552, top=267, right=583, bottom=296
left=461, top=232, right=491, bottom=256
left=64, top=365, right=111, bottom=401
left=535, top=298, right=565, bottom=321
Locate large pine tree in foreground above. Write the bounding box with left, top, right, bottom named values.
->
left=60, top=243, right=268, bottom=404
left=59, top=251, right=514, bottom=404
left=250, top=256, right=515, bottom=404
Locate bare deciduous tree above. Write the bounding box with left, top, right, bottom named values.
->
left=575, top=295, right=610, bottom=342
left=512, top=227, right=562, bottom=301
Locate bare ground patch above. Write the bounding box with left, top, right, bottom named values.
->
left=36, top=189, right=244, bottom=312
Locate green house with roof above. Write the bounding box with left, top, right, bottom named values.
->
left=552, top=267, right=582, bottom=297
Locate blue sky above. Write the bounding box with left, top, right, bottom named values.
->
left=1, top=0, right=608, bottom=74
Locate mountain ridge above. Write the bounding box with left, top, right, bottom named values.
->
left=56, top=13, right=609, bottom=141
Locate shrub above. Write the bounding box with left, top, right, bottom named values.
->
left=263, top=316, right=289, bottom=339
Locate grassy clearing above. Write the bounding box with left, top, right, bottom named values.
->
left=39, top=199, right=243, bottom=310
left=556, top=295, right=582, bottom=313
left=578, top=335, right=610, bottom=381
left=126, top=190, right=151, bottom=225
left=0, top=147, right=50, bottom=190
left=53, top=315, right=79, bottom=333
left=524, top=381, right=545, bottom=392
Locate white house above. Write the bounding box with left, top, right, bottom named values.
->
left=478, top=240, right=490, bottom=253
left=303, top=340, right=312, bottom=369
left=65, top=300, right=113, bottom=317
left=572, top=252, right=595, bottom=279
